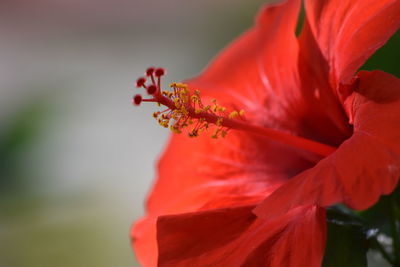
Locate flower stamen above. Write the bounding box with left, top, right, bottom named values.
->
left=132, top=67, right=336, bottom=157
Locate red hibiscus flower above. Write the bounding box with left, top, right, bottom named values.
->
left=131, top=0, right=400, bottom=266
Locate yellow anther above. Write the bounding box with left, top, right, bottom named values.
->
left=211, top=129, right=220, bottom=139
left=170, top=125, right=182, bottom=133
left=174, top=98, right=181, bottom=108
left=179, top=89, right=189, bottom=96
left=229, top=111, right=239, bottom=119
left=180, top=106, right=189, bottom=115
left=161, top=90, right=173, bottom=97
left=157, top=118, right=170, bottom=128
left=188, top=129, right=199, bottom=138
left=181, top=95, right=189, bottom=103
left=149, top=79, right=244, bottom=140
left=178, top=92, right=187, bottom=99
left=176, top=83, right=188, bottom=89
left=221, top=130, right=227, bottom=138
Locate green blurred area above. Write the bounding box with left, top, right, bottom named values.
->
left=0, top=99, right=48, bottom=192
left=0, top=99, right=138, bottom=266
left=0, top=195, right=136, bottom=267
left=362, top=31, right=400, bottom=77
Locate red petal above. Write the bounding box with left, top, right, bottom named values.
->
left=254, top=70, right=400, bottom=219
left=186, top=0, right=303, bottom=133
left=132, top=129, right=317, bottom=266
left=297, top=22, right=353, bottom=139
left=188, top=0, right=351, bottom=146
left=131, top=1, right=317, bottom=265
left=157, top=205, right=326, bottom=267
left=304, top=0, right=400, bottom=85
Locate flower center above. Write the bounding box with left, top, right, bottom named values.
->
left=132, top=67, right=336, bottom=157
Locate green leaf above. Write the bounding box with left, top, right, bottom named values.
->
left=362, top=31, right=400, bottom=77
left=322, top=207, right=369, bottom=267
left=357, top=185, right=400, bottom=236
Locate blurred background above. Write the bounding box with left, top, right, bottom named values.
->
left=0, top=0, right=398, bottom=266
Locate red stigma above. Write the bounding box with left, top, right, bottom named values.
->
left=146, top=67, right=155, bottom=76
left=155, top=68, right=165, bottom=77
left=133, top=94, right=142, bottom=105
left=136, top=77, right=146, bottom=88
left=147, top=85, right=157, bottom=95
